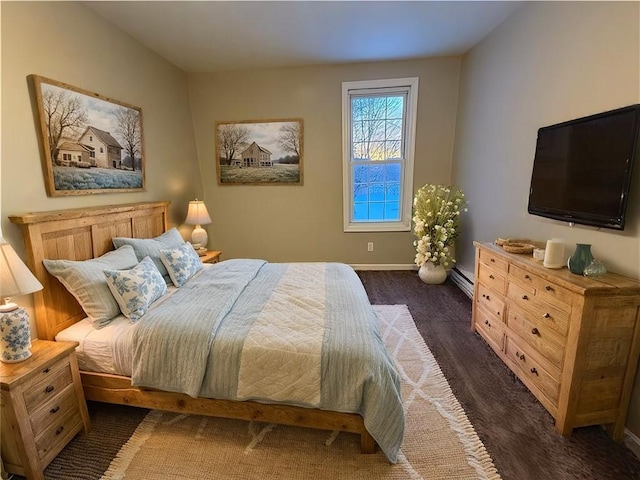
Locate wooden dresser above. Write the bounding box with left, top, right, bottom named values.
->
left=472, top=241, right=640, bottom=440
left=1, top=340, right=91, bottom=480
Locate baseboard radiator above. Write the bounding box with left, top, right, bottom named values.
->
left=450, top=267, right=474, bottom=299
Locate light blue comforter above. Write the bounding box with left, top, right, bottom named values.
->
left=131, top=259, right=404, bottom=462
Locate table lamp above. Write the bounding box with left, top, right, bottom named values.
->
left=0, top=238, right=43, bottom=363
left=185, top=199, right=212, bottom=248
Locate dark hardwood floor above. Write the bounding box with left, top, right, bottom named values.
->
left=357, top=270, right=640, bottom=480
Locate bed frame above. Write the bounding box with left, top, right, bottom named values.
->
left=9, top=201, right=376, bottom=453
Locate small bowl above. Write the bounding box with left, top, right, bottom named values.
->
left=533, top=248, right=545, bottom=261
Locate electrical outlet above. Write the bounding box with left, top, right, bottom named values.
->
left=367, top=242, right=374, bottom=252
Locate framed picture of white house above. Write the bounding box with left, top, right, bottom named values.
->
left=215, top=119, right=303, bottom=185
left=30, top=75, right=145, bottom=196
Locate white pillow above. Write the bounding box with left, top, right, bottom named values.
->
left=112, top=228, right=185, bottom=283
left=159, top=243, right=203, bottom=287
left=104, top=256, right=167, bottom=322
left=43, top=245, right=139, bottom=328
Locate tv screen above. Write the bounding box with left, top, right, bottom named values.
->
left=528, top=104, right=640, bottom=230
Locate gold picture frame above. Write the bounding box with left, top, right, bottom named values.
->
left=30, top=75, right=146, bottom=196
left=215, top=118, right=303, bottom=185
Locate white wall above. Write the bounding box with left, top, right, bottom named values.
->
left=452, top=0, right=640, bottom=436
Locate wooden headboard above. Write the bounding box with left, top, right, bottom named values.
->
left=9, top=201, right=170, bottom=341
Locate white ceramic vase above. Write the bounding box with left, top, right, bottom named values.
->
left=418, top=262, right=448, bottom=285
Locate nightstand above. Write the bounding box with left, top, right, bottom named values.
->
left=1, top=340, right=91, bottom=480
left=199, top=250, right=221, bottom=264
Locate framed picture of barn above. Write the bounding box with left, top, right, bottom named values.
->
left=30, top=75, right=145, bottom=196
left=215, top=119, right=303, bottom=185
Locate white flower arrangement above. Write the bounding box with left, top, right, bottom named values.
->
left=412, top=184, right=467, bottom=268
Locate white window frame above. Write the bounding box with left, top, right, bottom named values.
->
left=342, top=77, right=418, bottom=233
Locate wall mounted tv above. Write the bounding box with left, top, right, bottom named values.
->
left=528, top=104, right=640, bottom=230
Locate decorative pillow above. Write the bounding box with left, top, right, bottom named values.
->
left=43, top=245, right=139, bottom=328
left=104, top=256, right=167, bottom=322
left=159, top=243, right=203, bottom=287
left=112, top=228, right=184, bottom=283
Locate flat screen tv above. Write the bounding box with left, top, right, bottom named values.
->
left=528, top=104, right=640, bottom=230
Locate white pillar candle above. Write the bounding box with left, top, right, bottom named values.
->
left=543, top=238, right=565, bottom=269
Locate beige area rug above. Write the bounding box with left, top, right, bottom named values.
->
left=100, top=305, right=501, bottom=479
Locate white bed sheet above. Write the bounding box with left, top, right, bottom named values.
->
left=55, top=280, right=185, bottom=376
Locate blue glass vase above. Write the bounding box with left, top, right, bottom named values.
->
left=568, top=244, right=594, bottom=275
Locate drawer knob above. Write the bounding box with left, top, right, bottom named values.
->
left=543, top=313, right=550, bottom=319
left=522, top=295, right=528, bottom=300
left=545, top=285, right=553, bottom=291
left=489, top=274, right=495, bottom=279
left=56, top=426, right=65, bottom=436
left=524, top=274, right=531, bottom=279
left=42, top=368, right=50, bottom=374
left=45, top=385, right=55, bottom=394
left=531, top=327, right=540, bottom=335
left=50, top=405, right=60, bottom=414
left=490, top=258, right=495, bottom=263
left=515, top=352, right=525, bottom=361
left=530, top=367, right=539, bottom=376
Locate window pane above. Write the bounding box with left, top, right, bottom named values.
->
left=353, top=142, right=367, bottom=161
left=370, top=142, right=385, bottom=160
left=354, top=203, right=368, bottom=221
left=386, top=119, right=402, bottom=141
left=385, top=140, right=401, bottom=160
left=387, top=97, right=404, bottom=119
left=369, top=183, right=384, bottom=201
left=385, top=163, right=401, bottom=182
left=369, top=203, right=384, bottom=220
left=354, top=184, right=368, bottom=202
left=369, top=165, right=384, bottom=182
left=384, top=202, right=400, bottom=220
left=385, top=182, right=400, bottom=201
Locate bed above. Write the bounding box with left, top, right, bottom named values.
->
left=9, top=201, right=404, bottom=462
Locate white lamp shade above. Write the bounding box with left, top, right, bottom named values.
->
left=0, top=239, right=43, bottom=298
left=185, top=200, right=212, bottom=226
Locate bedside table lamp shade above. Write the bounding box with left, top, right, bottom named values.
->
left=185, top=199, right=212, bottom=247
left=0, top=239, right=43, bottom=363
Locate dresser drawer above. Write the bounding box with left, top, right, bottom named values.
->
left=478, top=263, right=506, bottom=295
left=508, top=306, right=566, bottom=371
left=507, top=282, right=569, bottom=336
left=35, top=407, right=82, bottom=462
left=29, top=383, right=78, bottom=437
left=475, top=304, right=505, bottom=353
left=476, top=284, right=506, bottom=322
left=506, top=337, right=560, bottom=406
left=508, top=264, right=573, bottom=312
left=479, top=248, right=508, bottom=273
left=23, top=362, right=73, bottom=414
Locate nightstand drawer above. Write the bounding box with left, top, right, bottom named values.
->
left=23, top=362, right=73, bottom=414
left=35, top=407, right=82, bottom=462
left=30, top=383, right=78, bottom=436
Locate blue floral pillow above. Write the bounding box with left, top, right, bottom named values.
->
left=159, top=243, right=203, bottom=287
left=103, top=256, right=167, bottom=322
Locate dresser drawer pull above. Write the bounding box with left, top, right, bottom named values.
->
left=42, top=368, right=50, bottom=374
left=545, top=285, right=553, bottom=291
left=524, top=274, right=531, bottom=279
left=489, top=274, right=495, bottom=279
left=543, top=313, right=550, bottom=319
left=490, top=258, right=495, bottom=263
left=45, top=385, right=55, bottom=394
left=482, top=294, right=491, bottom=300
left=515, top=351, right=525, bottom=361
left=484, top=319, right=491, bottom=327
left=56, top=426, right=64, bottom=436
left=50, top=405, right=60, bottom=414
left=531, top=328, right=540, bottom=336
left=521, top=295, right=528, bottom=300
left=530, top=367, right=539, bottom=376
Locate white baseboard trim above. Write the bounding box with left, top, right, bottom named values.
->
left=350, top=264, right=417, bottom=271
left=624, top=428, right=640, bottom=460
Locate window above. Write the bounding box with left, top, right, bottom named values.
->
left=342, top=78, right=418, bottom=232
